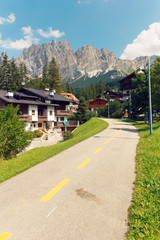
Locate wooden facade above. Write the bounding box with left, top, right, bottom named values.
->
left=88, top=98, right=108, bottom=111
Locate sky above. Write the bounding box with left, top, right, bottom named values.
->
left=0, top=0, right=160, bottom=60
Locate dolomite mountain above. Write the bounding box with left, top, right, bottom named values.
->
left=14, top=39, right=153, bottom=82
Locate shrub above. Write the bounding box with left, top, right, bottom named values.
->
left=63, top=131, right=73, bottom=141
left=0, top=105, right=29, bottom=159
left=86, top=112, right=97, bottom=120
left=67, top=114, right=77, bottom=120
left=26, top=130, right=43, bottom=140
left=33, top=130, right=43, bottom=138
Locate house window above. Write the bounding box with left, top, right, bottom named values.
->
left=18, top=110, right=23, bottom=115
left=60, top=117, right=64, bottom=121
left=45, top=100, right=51, bottom=104
left=50, top=111, right=52, bottom=116
left=32, top=110, right=35, bottom=115
left=38, top=123, right=42, bottom=127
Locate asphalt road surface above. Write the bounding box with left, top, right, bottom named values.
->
left=0, top=119, right=139, bottom=240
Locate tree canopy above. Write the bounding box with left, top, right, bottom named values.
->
left=0, top=53, right=28, bottom=91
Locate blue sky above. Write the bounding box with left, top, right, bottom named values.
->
left=0, top=0, right=160, bottom=60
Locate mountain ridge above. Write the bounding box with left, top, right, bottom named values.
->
left=0, top=40, right=156, bottom=85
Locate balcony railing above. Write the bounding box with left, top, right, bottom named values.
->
left=38, top=115, right=47, bottom=121
left=55, top=120, right=78, bottom=127
left=19, top=114, right=32, bottom=121
left=55, top=110, right=73, bottom=116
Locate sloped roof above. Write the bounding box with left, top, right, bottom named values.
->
left=21, top=88, right=71, bottom=102
left=89, top=98, right=108, bottom=104
left=0, top=90, right=59, bottom=106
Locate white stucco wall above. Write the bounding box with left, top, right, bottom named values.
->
left=47, top=106, right=55, bottom=121
left=29, top=105, right=38, bottom=121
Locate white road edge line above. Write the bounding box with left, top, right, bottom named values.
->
left=46, top=206, right=57, bottom=218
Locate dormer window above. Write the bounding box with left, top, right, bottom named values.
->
left=45, top=100, right=51, bottom=104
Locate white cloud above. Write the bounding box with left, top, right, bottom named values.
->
left=0, top=13, right=15, bottom=24
left=22, top=26, right=33, bottom=36
left=0, top=26, right=39, bottom=50
left=37, top=27, right=65, bottom=38
left=120, top=22, right=160, bottom=60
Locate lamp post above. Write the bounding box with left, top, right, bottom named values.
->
left=108, top=100, right=110, bottom=118
left=129, top=90, right=132, bottom=120
left=138, top=57, right=152, bottom=135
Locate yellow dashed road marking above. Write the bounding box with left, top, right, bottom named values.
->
left=94, top=148, right=102, bottom=153
left=0, top=233, right=12, bottom=240
left=77, top=159, right=91, bottom=169
left=41, top=179, right=70, bottom=202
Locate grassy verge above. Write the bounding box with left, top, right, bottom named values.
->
left=126, top=120, right=160, bottom=240
left=0, top=118, right=108, bottom=183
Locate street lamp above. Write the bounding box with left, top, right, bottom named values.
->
left=138, top=58, right=152, bottom=135
left=108, top=100, right=110, bottom=118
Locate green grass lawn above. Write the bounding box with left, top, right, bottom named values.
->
left=126, top=120, right=160, bottom=240
left=0, top=118, right=108, bottom=183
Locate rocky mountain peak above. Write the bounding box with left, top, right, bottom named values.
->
left=13, top=39, right=155, bottom=82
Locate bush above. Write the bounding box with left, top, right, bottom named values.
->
left=0, top=105, right=29, bottom=159
left=26, top=130, right=43, bottom=140
left=97, top=101, right=123, bottom=118
left=63, top=131, right=73, bottom=141
left=86, top=112, right=97, bottom=120
left=33, top=130, right=43, bottom=138
left=67, top=114, right=77, bottom=120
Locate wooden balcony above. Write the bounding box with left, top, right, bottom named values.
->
left=38, top=115, right=47, bottom=121
left=55, top=120, right=78, bottom=127
left=55, top=110, right=73, bottom=116
left=19, top=114, right=32, bottom=121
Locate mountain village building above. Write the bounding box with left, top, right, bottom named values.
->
left=119, top=72, right=136, bottom=102
left=0, top=88, right=78, bottom=132
left=60, top=92, right=79, bottom=112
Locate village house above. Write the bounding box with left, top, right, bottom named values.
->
left=88, top=90, right=123, bottom=112
left=88, top=98, right=108, bottom=112
left=0, top=87, right=79, bottom=132
left=60, top=92, right=79, bottom=112
left=119, top=72, right=136, bottom=102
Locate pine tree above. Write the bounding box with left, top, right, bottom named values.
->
left=151, top=57, right=160, bottom=112
left=96, top=80, right=106, bottom=97
left=47, top=57, right=62, bottom=93
left=41, top=63, right=49, bottom=89
left=63, top=81, right=74, bottom=93
left=76, top=96, right=88, bottom=124
left=10, top=60, right=23, bottom=91
left=0, top=53, right=11, bottom=91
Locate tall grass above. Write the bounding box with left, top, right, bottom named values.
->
left=0, top=118, right=108, bottom=183
left=127, top=120, right=160, bottom=240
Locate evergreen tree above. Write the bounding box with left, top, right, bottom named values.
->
left=131, top=72, right=149, bottom=117
left=63, top=81, right=74, bottom=93
left=41, top=63, right=49, bottom=89
left=47, top=57, right=62, bottom=93
left=96, top=80, right=106, bottom=97
left=76, top=96, right=88, bottom=124
left=90, top=83, right=97, bottom=99
left=0, top=53, right=11, bottom=91
left=151, top=57, right=160, bottom=112
left=10, top=60, right=22, bottom=91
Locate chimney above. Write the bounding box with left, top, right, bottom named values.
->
left=45, top=88, right=49, bottom=91
left=6, top=92, right=14, bottom=98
